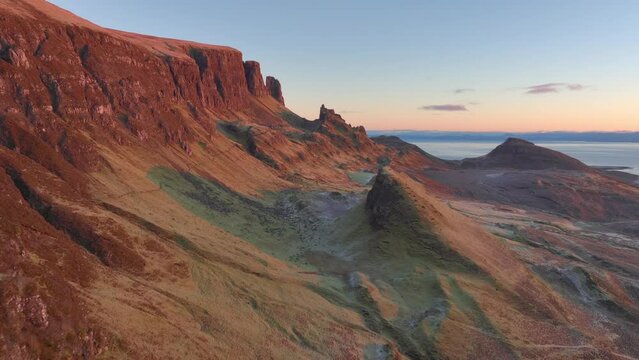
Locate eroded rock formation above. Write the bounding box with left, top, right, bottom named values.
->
left=266, top=75, right=285, bottom=105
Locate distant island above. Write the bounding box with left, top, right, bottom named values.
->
left=368, top=130, right=639, bottom=143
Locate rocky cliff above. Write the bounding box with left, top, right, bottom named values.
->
left=265, top=75, right=285, bottom=105
left=0, top=0, right=396, bottom=190
left=0, top=1, right=286, bottom=172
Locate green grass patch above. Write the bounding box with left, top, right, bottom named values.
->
left=173, top=233, right=198, bottom=252
left=216, top=121, right=279, bottom=169
left=279, top=111, right=318, bottom=131
left=216, top=121, right=250, bottom=147
left=347, top=171, right=375, bottom=186
left=364, top=172, right=486, bottom=275
left=147, top=167, right=299, bottom=259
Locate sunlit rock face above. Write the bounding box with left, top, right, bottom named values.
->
left=266, top=75, right=285, bottom=105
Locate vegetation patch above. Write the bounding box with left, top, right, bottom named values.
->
left=365, top=171, right=484, bottom=274
left=246, top=134, right=279, bottom=169
left=377, top=155, right=391, bottom=167
left=147, top=167, right=503, bottom=359
left=279, top=111, right=318, bottom=131
left=216, top=121, right=279, bottom=169
left=147, top=167, right=296, bottom=259
left=445, top=275, right=517, bottom=357
left=284, top=131, right=316, bottom=144
left=347, top=171, right=375, bottom=186
left=217, top=121, right=250, bottom=147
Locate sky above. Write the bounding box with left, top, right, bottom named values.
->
left=49, top=0, right=639, bottom=131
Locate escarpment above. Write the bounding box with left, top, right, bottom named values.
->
left=0, top=0, right=433, bottom=187
left=0, top=2, right=287, bottom=172
left=243, top=60, right=268, bottom=97
left=266, top=76, right=285, bottom=105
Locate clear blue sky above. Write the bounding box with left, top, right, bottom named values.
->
left=50, top=0, right=639, bottom=131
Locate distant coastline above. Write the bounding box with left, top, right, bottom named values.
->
left=367, top=131, right=639, bottom=143
left=368, top=132, right=639, bottom=176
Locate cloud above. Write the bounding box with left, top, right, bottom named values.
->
left=453, top=88, right=474, bottom=94
left=419, top=104, right=468, bottom=111
left=524, top=83, right=586, bottom=94
left=566, top=83, right=586, bottom=91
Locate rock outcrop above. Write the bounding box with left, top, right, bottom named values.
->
left=311, top=105, right=377, bottom=152
left=266, top=76, right=285, bottom=105
left=366, top=169, right=417, bottom=229
left=243, top=60, right=268, bottom=96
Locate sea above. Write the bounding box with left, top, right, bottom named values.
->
left=368, top=131, right=639, bottom=175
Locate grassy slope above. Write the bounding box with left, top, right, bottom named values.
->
left=147, top=166, right=299, bottom=260
left=88, top=155, right=639, bottom=360
left=146, top=166, right=515, bottom=359
left=88, top=163, right=389, bottom=359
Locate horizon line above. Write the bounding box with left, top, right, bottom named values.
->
left=366, top=129, right=639, bottom=134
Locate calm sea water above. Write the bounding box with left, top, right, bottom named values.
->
left=412, top=141, right=639, bottom=175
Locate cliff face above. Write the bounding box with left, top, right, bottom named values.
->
left=0, top=15, right=252, bottom=117
left=0, top=0, right=403, bottom=201
left=243, top=60, right=268, bottom=97
left=0, top=1, right=286, bottom=171
left=265, top=76, right=284, bottom=105
left=0, top=1, right=400, bottom=190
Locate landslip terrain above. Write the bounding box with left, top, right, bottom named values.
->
left=1, top=1, right=638, bottom=359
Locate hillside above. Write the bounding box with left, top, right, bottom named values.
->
left=460, top=138, right=591, bottom=171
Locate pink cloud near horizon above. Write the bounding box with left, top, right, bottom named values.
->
left=524, top=83, right=586, bottom=94
left=419, top=104, right=468, bottom=111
